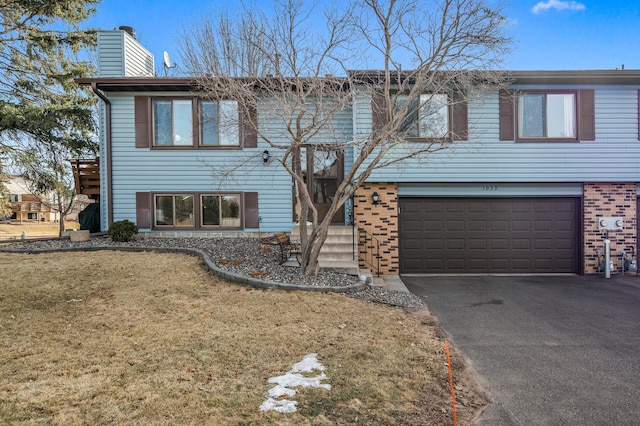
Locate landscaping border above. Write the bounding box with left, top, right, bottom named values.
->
left=0, top=245, right=367, bottom=293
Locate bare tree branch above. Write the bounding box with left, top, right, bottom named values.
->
left=179, top=0, right=512, bottom=276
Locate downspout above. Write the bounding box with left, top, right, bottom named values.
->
left=90, top=83, right=113, bottom=227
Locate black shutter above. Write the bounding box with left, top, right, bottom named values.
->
left=136, top=192, right=152, bottom=229
left=372, top=91, right=388, bottom=134
left=244, top=192, right=259, bottom=228
left=135, top=96, right=150, bottom=148
left=242, top=101, right=258, bottom=148
left=499, top=89, right=515, bottom=141
left=451, top=91, right=468, bottom=141
left=579, top=89, right=595, bottom=141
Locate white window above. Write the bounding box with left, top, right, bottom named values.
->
left=201, top=194, right=241, bottom=228
left=152, top=193, right=242, bottom=229
left=153, top=99, right=240, bottom=147
left=154, top=194, right=194, bottom=227
left=518, top=93, right=576, bottom=139
left=200, top=100, right=240, bottom=146
left=398, top=93, right=449, bottom=139
left=153, top=99, right=193, bottom=146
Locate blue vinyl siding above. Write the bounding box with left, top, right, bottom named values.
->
left=97, top=32, right=125, bottom=77
left=356, top=86, right=640, bottom=183
left=97, top=30, right=154, bottom=78
left=122, top=34, right=154, bottom=77
left=107, top=94, right=353, bottom=232
left=398, top=182, right=583, bottom=197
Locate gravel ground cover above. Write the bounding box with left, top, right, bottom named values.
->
left=1, top=236, right=424, bottom=310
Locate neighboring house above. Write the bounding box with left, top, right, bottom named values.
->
left=4, top=176, right=57, bottom=222
left=79, top=27, right=640, bottom=276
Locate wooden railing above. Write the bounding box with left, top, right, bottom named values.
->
left=70, top=158, right=100, bottom=199
left=11, top=201, right=53, bottom=213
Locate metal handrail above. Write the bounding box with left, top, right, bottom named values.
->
left=352, top=225, right=382, bottom=277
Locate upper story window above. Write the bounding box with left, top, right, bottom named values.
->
left=199, top=100, right=240, bottom=146
left=144, top=97, right=244, bottom=148
left=134, top=94, right=260, bottom=150
left=398, top=93, right=450, bottom=139
left=499, top=89, right=595, bottom=142
left=9, top=194, right=18, bottom=202
left=518, top=93, right=576, bottom=139
left=153, top=99, right=194, bottom=146
left=372, top=91, right=467, bottom=141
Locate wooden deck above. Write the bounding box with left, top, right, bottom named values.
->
left=70, top=158, right=100, bottom=200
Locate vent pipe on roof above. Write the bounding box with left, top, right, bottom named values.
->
left=119, top=26, right=136, bottom=39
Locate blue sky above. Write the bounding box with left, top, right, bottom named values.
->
left=85, top=0, right=640, bottom=71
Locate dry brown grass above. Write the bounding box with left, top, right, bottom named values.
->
left=0, top=251, right=487, bottom=425
left=0, top=222, right=80, bottom=239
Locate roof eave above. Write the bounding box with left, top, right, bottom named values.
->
left=510, top=70, right=640, bottom=85
left=75, top=77, right=200, bottom=92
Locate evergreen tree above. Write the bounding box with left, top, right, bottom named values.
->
left=0, top=171, right=11, bottom=218
left=0, top=0, right=100, bottom=233
left=0, top=0, right=99, bottom=148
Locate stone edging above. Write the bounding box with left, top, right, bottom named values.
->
left=0, top=245, right=367, bottom=293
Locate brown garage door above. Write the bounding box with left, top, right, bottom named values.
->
left=399, top=198, right=580, bottom=274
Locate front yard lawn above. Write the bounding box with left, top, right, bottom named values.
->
left=0, top=251, right=487, bottom=425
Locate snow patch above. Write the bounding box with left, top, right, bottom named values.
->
left=259, top=353, right=331, bottom=413
left=259, top=397, right=298, bottom=413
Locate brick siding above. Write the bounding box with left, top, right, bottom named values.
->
left=353, top=183, right=399, bottom=275
left=354, top=182, right=638, bottom=276
left=583, top=183, right=637, bottom=274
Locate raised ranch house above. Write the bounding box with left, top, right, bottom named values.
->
left=77, top=27, right=640, bottom=276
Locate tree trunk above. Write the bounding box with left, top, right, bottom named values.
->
left=302, top=224, right=331, bottom=276
left=58, top=212, right=65, bottom=237
left=57, top=199, right=65, bottom=237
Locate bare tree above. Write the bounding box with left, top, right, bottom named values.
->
left=12, top=134, right=95, bottom=236
left=180, top=0, right=512, bottom=276
left=177, top=6, right=275, bottom=77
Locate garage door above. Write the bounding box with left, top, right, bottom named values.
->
left=399, top=198, right=579, bottom=274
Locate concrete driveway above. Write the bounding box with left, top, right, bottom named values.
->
left=402, top=275, right=640, bottom=425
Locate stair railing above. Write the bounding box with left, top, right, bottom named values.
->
left=352, top=225, right=381, bottom=277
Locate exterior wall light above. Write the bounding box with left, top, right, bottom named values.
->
left=371, top=191, right=380, bottom=205
left=262, top=150, right=271, bottom=164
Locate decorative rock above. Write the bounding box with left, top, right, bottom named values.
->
left=69, top=230, right=90, bottom=242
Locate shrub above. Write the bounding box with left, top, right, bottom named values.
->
left=108, top=219, right=138, bottom=242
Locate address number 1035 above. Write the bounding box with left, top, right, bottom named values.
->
left=482, top=185, right=498, bottom=191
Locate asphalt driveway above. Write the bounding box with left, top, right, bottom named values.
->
left=403, top=275, right=640, bottom=425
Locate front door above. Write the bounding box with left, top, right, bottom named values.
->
left=293, top=146, right=344, bottom=223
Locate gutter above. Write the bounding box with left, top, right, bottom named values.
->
left=90, top=83, right=113, bottom=228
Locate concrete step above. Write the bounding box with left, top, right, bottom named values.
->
left=291, top=225, right=354, bottom=236
left=316, top=253, right=356, bottom=262
left=289, top=234, right=355, bottom=245
left=291, top=225, right=356, bottom=262
left=318, top=241, right=356, bottom=252
left=282, top=259, right=362, bottom=276
left=319, top=260, right=360, bottom=275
